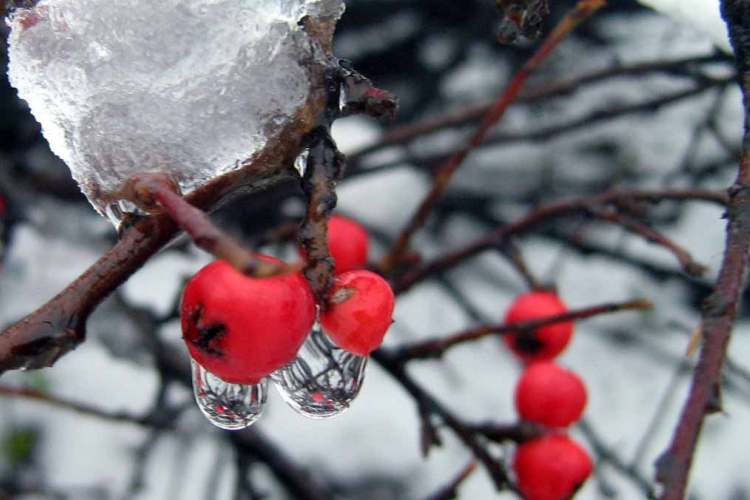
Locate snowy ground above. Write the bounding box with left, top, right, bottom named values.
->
left=1, top=4, right=749, bottom=500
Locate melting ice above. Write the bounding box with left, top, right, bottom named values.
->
left=7, top=0, right=344, bottom=217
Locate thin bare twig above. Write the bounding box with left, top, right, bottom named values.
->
left=394, top=189, right=727, bottom=294
left=420, top=461, right=479, bottom=500
left=348, top=54, right=729, bottom=165
left=391, top=298, right=652, bottom=363
left=380, top=0, right=607, bottom=272
left=0, top=385, right=168, bottom=427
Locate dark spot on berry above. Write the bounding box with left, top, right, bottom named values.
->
left=185, top=304, right=227, bottom=358
left=513, top=329, right=543, bottom=355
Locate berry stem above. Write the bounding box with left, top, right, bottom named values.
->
left=133, top=174, right=298, bottom=278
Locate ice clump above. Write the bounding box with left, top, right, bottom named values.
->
left=6, top=0, right=344, bottom=217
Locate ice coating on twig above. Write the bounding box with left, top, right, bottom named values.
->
left=6, top=0, right=344, bottom=216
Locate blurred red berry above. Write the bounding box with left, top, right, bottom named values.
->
left=320, top=270, right=394, bottom=356
left=515, top=435, right=593, bottom=500
left=181, top=257, right=316, bottom=384
left=515, top=362, right=587, bottom=428
left=300, top=215, right=369, bottom=274
left=504, top=291, right=574, bottom=362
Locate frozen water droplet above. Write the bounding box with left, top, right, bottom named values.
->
left=338, top=83, right=348, bottom=113
left=191, top=358, right=267, bottom=430
left=104, top=200, right=147, bottom=229
left=271, top=323, right=367, bottom=419
left=294, top=149, right=309, bottom=177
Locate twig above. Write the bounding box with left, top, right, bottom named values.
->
left=371, top=350, right=512, bottom=492
left=348, top=54, right=729, bottom=165
left=586, top=206, right=706, bottom=276
left=394, top=189, right=727, bottom=294
left=578, top=418, right=657, bottom=499
left=132, top=174, right=300, bottom=277
left=391, top=298, right=652, bottom=363
left=380, top=0, right=607, bottom=272
left=0, top=385, right=168, bottom=427
left=419, top=461, right=479, bottom=500
left=656, top=2, right=750, bottom=498
left=298, top=128, right=344, bottom=303
left=472, top=421, right=544, bottom=444
left=353, top=78, right=732, bottom=181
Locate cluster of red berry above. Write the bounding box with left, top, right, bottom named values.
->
left=180, top=215, right=394, bottom=415
left=504, top=291, right=593, bottom=500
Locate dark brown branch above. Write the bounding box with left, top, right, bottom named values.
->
left=350, top=80, right=732, bottom=179
left=348, top=54, right=728, bottom=165
left=472, top=421, right=545, bottom=444
left=394, top=189, right=727, bottom=294
left=298, top=128, right=344, bottom=303
left=371, top=349, right=513, bottom=492
left=392, top=298, right=652, bottom=363
left=578, top=419, right=657, bottom=499
left=0, top=385, right=173, bottom=427
left=656, top=2, right=750, bottom=498
left=380, top=0, right=607, bottom=272
left=419, top=461, right=479, bottom=500
left=586, top=206, right=707, bottom=276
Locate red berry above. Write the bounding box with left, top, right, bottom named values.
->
left=514, top=435, right=593, bottom=500
left=515, top=362, right=587, bottom=428
left=503, top=291, right=573, bottom=362
left=181, top=258, right=316, bottom=384
left=300, top=215, right=369, bottom=274
left=319, top=270, right=395, bottom=356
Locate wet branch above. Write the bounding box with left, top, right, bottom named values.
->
left=380, top=0, right=607, bottom=272
left=656, top=2, right=750, bottom=498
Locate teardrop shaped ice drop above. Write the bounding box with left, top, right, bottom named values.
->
left=191, top=358, right=268, bottom=430
left=271, top=324, right=367, bottom=419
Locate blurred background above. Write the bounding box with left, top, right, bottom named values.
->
left=1, top=0, right=749, bottom=499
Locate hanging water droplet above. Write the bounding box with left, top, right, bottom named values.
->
left=191, top=358, right=268, bottom=430
left=294, top=149, right=309, bottom=177
left=271, top=323, right=367, bottom=419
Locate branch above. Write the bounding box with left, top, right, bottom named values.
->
left=656, top=2, right=750, bottom=498
left=371, top=350, right=513, bottom=492
left=0, top=385, right=173, bottom=427
left=380, top=0, right=607, bottom=272
left=347, top=54, right=728, bottom=166
left=419, top=461, right=478, bottom=500
left=394, top=189, right=727, bottom=294
left=391, top=298, right=652, bottom=363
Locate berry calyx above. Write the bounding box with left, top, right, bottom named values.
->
left=503, top=291, right=574, bottom=362
left=181, top=257, right=316, bottom=384
left=515, top=362, right=587, bottom=428
left=514, top=435, right=593, bottom=500
left=300, top=215, right=369, bottom=274
left=319, top=270, right=395, bottom=356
